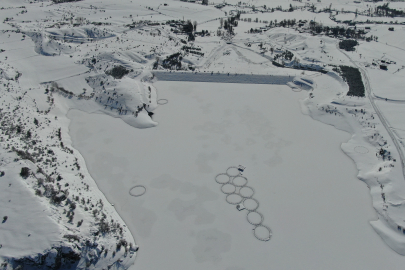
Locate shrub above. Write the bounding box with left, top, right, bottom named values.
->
left=106, top=65, right=130, bottom=79
left=162, top=53, right=182, bottom=70
left=51, top=193, right=67, bottom=204
left=339, top=39, right=358, bottom=51
left=20, top=167, right=30, bottom=178
left=284, top=50, right=294, bottom=61
left=63, top=234, right=80, bottom=242
left=13, top=148, right=35, bottom=163
left=99, top=220, right=110, bottom=233
left=70, top=202, right=76, bottom=210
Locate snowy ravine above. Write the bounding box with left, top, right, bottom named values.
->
left=0, top=63, right=140, bottom=270
left=301, top=72, right=405, bottom=255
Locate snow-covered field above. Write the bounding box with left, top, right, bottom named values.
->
left=2, top=0, right=405, bottom=269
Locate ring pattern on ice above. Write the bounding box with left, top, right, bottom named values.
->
left=129, top=185, right=146, bottom=197
left=292, top=87, right=302, bottom=92
left=221, top=183, right=236, bottom=194
left=226, top=193, right=244, bottom=205
left=253, top=225, right=272, bottom=241
left=354, top=146, right=369, bottom=154
left=232, top=176, right=248, bottom=187
left=243, top=198, right=259, bottom=211
left=239, top=186, right=254, bottom=198
left=226, top=166, right=240, bottom=177
left=214, top=166, right=272, bottom=241
left=157, top=99, right=168, bottom=105
left=247, top=211, right=264, bottom=226
left=215, top=173, right=230, bottom=184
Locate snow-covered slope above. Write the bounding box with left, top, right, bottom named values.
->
left=0, top=62, right=138, bottom=270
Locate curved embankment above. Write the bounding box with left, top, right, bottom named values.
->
left=302, top=72, right=405, bottom=255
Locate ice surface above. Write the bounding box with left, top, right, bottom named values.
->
left=68, top=82, right=405, bottom=270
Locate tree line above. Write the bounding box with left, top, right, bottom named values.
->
left=337, top=66, right=365, bottom=97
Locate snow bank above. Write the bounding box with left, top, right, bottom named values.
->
left=302, top=71, right=405, bottom=256
left=26, top=31, right=75, bottom=56
left=46, top=27, right=115, bottom=43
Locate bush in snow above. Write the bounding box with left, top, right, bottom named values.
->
left=339, top=39, right=358, bottom=51
left=106, top=65, right=130, bottom=79
left=20, top=167, right=30, bottom=178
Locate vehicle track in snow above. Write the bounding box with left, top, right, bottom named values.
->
left=231, top=45, right=270, bottom=64
left=199, top=43, right=227, bottom=69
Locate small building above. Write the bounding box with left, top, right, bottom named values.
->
left=380, top=64, right=388, bottom=70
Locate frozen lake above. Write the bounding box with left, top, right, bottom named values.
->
left=68, top=82, right=405, bottom=270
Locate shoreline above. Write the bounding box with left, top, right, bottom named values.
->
left=301, top=73, right=405, bottom=256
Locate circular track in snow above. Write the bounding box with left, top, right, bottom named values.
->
left=239, top=186, right=254, bottom=198
left=157, top=99, right=168, bottom=105
left=226, top=166, right=240, bottom=177
left=226, top=193, right=244, bottom=205
left=247, top=211, right=264, bottom=226
left=221, top=183, right=236, bottom=194
left=129, top=185, right=146, bottom=197
left=232, top=176, right=248, bottom=187
left=215, top=173, right=230, bottom=184
left=243, top=198, right=259, bottom=211
left=253, top=225, right=272, bottom=241
left=355, top=146, right=369, bottom=154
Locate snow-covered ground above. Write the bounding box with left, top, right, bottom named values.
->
left=1, top=0, right=405, bottom=268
